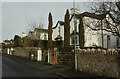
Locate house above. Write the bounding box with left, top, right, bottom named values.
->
left=3, top=40, right=11, bottom=45
left=82, top=11, right=120, bottom=48
left=27, top=27, right=48, bottom=41
left=21, top=32, right=26, bottom=38
left=52, top=8, right=120, bottom=49
left=52, top=21, right=64, bottom=41
left=2, top=39, right=14, bottom=48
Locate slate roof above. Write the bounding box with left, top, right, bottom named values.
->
left=70, top=11, right=120, bottom=24
left=54, top=35, right=63, bottom=40
left=116, top=1, right=120, bottom=10
left=53, top=11, right=120, bottom=30
left=29, top=31, right=33, bottom=33
left=52, top=20, right=64, bottom=29
left=81, top=12, right=107, bottom=20
left=35, top=28, right=48, bottom=33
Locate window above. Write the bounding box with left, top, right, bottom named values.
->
left=58, top=27, right=60, bottom=35
left=71, top=35, right=77, bottom=45
left=35, top=31, right=37, bottom=35
left=107, top=35, right=110, bottom=40
left=44, top=34, right=47, bottom=40
left=107, top=35, right=110, bottom=48
left=71, top=36, right=74, bottom=44
left=116, top=37, right=119, bottom=47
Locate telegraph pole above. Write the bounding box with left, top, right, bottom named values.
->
left=73, top=0, right=77, bottom=70
left=101, top=20, right=104, bottom=48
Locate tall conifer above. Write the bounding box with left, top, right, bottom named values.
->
left=48, top=12, right=53, bottom=48
left=64, top=9, right=70, bottom=47
left=79, top=15, right=84, bottom=48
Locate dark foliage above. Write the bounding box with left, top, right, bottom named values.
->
left=48, top=12, right=53, bottom=48
left=79, top=15, right=85, bottom=48
left=64, top=9, right=70, bottom=46
left=14, top=35, right=22, bottom=47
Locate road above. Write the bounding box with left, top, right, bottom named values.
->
left=2, top=54, right=62, bottom=78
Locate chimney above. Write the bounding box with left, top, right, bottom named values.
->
left=71, top=8, right=79, bottom=15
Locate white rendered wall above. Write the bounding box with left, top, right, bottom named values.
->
left=52, top=23, right=64, bottom=41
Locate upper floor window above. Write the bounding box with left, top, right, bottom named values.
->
left=35, top=31, right=37, bottom=35
left=116, top=37, right=119, bottom=47
left=107, top=35, right=110, bottom=40
left=107, top=35, right=110, bottom=48
left=44, top=34, right=47, bottom=40
left=71, top=35, right=77, bottom=45
left=58, top=27, right=60, bottom=35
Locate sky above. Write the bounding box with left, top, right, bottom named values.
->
left=2, top=2, right=92, bottom=42
left=0, top=1, right=2, bottom=43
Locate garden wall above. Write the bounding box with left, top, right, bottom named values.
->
left=13, top=47, right=38, bottom=60
left=77, top=48, right=119, bottom=77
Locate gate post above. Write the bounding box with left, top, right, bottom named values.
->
left=37, top=48, right=42, bottom=61
left=53, top=47, right=57, bottom=64
left=48, top=49, right=50, bottom=63
left=10, top=48, right=14, bottom=55
left=7, top=48, right=10, bottom=55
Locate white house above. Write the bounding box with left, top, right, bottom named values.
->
left=28, top=27, right=48, bottom=41
left=21, top=32, right=26, bottom=38
left=82, top=12, right=120, bottom=48
left=52, top=21, right=64, bottom=41
left=52, top=8, right=120, bottom=49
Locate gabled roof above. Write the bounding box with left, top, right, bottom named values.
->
left=52, top=20, right=64, bottom=29
left=22, top=32, right=26, bottom=34
left=107, top=13, right=120, bottom=24
left=3, top=40, right=11, bottom=43
left=35, top=28, right=48, bottom=33
left=29, top=31, right=33, bottom=33
left=81, top=12, right=107, bottom=20
left=116, top=2, right=120, bottom=10
left=53, top=10, right=120, bottom=30
left=69, top=11, right=120, bottom=24
left=70, top=11, right=108, bottom=21
left=54, top=35, right=63, bottom=40
left=69, top=14, right=80, bottom=22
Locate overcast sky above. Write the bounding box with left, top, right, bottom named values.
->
left=2, top=2, right=92, bottom=42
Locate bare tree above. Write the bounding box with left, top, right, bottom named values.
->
left=24, top=16, right=44, bottom=34
left=23, top=16, right=45, bottom=47
left=84, top=2, right=120, bottom=37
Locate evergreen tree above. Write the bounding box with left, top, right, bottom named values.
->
left=64, top=9, right=70, bottom=47
left=14, top=35, right=22, bottom=47
left=79, top=15, right=84, bottom=48
left=48, top=12, right=53, bottom=48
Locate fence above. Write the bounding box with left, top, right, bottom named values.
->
left=48, top=47, right=74, bottom=67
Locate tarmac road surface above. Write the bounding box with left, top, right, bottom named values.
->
left=2, top=54, right=62, bottom=78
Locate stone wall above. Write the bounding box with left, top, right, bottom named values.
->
left=2, top=47, right=119, bottom=77
left=13, top=47, right=38, bottom=60
left=77, top=48, right=119, bottom=77
left=3, top=47, right=39, bottom=60
left=2, top=48, right=7, bottom=54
